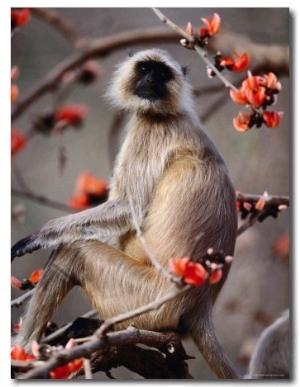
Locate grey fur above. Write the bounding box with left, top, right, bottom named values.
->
left=247, top=310, right=289, bottom=379
left=13, top=49, right=239, bottom=378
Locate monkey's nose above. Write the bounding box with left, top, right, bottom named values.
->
left=145, top=72, right=155, bottom=84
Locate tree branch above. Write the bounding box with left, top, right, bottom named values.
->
left=17, top=327, right=190, bottom=379
left=12, top=187, right=75, bottom=213
left=11, top=27, right=178, bottom=122
left=30, top=8, right=82, bottom=46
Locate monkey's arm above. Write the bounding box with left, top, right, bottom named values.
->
left=11, top=199, right=133, bottom=260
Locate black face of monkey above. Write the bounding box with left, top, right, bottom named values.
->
left=134, top=61, right=174, bottom=101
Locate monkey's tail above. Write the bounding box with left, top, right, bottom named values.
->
left=14, top=246, right=77, bottom=352
left=191, top=318, right=241, bottom=379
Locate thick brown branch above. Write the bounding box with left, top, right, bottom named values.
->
left=11, top=27, right=178, bottom=122
left=17, top=328, right=189, bottom=379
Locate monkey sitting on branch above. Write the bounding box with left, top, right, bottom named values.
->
left=11, top=48, right=239, bottom=379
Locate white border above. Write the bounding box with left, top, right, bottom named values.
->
left=4, top=2, right=298, bottom=386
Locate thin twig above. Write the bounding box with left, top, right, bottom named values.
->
left=97, top=285, right=189, bottom=337
left=193, top=45, right=238, bottom=91
left=11, top=289, right=35, bottom=307
left=237, top=210, right=266, bottom=236
left=42, top=310, right=99, bottom=344
left=236, top=192, right=289, bottom=206
left=12, top=187, right=75, bottom=213
left=128, top=196, right=174, bottom=282
left=152, top=8, right=194, bottom=43
left=83, top=358, right=93, bottom=379
left=152, top=8, right=238, bottom=92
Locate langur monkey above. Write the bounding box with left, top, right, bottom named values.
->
left=247, top=310, right=289, bottom=379
left=12, top=49, right=239, bottom=378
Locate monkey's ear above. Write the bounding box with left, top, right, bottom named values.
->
left=181, top=65, right=189, bottom=79
left=127, top=49, right=135, bottom=58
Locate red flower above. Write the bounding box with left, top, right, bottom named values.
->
left=11, top=276, right=23, bottom=289
left=68, top=172, right=108, bottom=210
left=11, top=66, right=20, bottom=103
left=11, top=129, right=27, bottom=155
left=262, top=72, right=281, bottom=91
left=11, top=9, right=31, bottom=28
left=233, top=112, right=251, bottom=132
left=11, top=66, right=19, bottom=81
left=11, top=345, right=34, bottom=361
left=272, top=233, right=289, bottom=260
left=169, top=257, right=208, bottom=286
left=68, top=192, right=89, bottom=210
left=220, top=52, right=249, bottom=72
left=230, top=71, right=282, bottom=112
left=50, top=359, right=83, bottom=379
left=13, top=323, right=22, bottom=332
left=55, top=104, right=89, bottom=126
left=263, top=111, right=283, bottom=128
left=28, top=268, right=44, bottom=284
left=199, top=13, right=221, bottom=37
left=245, top=86, right=266, bottom=109
left=11, top=84, right=19, bottom=103
left=11, top=268, right=43, bottom=290
left=76, top=171, right=108, bottom=195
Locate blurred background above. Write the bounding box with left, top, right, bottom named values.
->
left=11, top=8, right=290, bottom=379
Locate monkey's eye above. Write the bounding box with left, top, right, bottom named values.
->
left=137, top=63, right=150, bottom=76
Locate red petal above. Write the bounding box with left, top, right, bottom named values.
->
left=229, top=88, right=247, bottom=105
left=28, top=268, right=44, bottom=284
left=68, top=192, right=89, bottom=210
left=233, top=112, right=251, bottom=132
left=11, top=276, right=22, bottom=289
left=169, top=257, right=190, bottom=277
left=183, top=262, right=207, bottom=286
left=50, top=365, right=70, bottom=379
left=76, top=172, right=108, bottom=195
left=263, top=111, right=283, bottom=128
left=186, top=22, right=194, bottom=36
left=11, top=129, right=27, bottom=154
left=232, top=53, right=250, bottom=72
left=11, top=9, right=31, bottom=27
left=210, top=13, right=221, bottom=34
left=11, top=345, right=27, bottom=360
left=209, top=269, right=223, bottom=284
left=56, top=104, right=89, bottom=124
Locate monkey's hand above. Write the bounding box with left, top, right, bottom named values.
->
left=11, top=200, right=135, bottom=261
left=11, top=232, right=41, bottom=261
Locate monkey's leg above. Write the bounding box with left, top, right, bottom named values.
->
left=14, top=246, right=80, bottom=351
left=14, top=241, right=174, bottom=352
